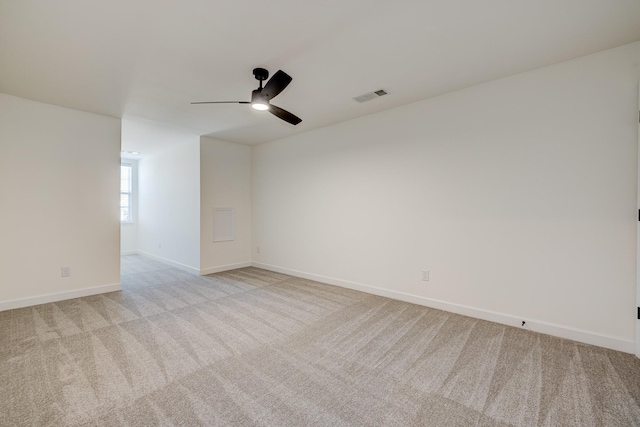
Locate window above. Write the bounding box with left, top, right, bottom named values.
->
left=120, top=164, right=132, bottom=222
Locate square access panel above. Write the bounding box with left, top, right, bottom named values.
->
left=213, top=208, right=234, bottom=242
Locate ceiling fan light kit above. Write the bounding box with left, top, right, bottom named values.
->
left=192, top=67, right=302, bottom=125
left=251, top=91, right=269, bottom=110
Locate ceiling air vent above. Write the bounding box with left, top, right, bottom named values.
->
left=353, top=89, right=388, bottom=103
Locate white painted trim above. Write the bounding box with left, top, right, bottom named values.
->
left=0, top=283, right=122, bottom=312
left=137, top=250, right=200, bottom=275
left=636, top=81, right=640, bottom=359
left=253, top=262, right=636, bottom=354
left=200, top=261, right=252, bottom=276
left=120, top=250, right=138, bottom=256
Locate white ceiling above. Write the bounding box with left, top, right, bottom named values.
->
left=2, top=0, right=640, bottom=153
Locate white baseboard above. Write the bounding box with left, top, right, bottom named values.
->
left=200, top=262, right=252, bottom=276
left=0, top=283, right=122, bottom=312
left=252, top=262, right=636, bottom=354
left=120, top=250, right=138, bottom=256
left=137, top=251, right=200, bottom=275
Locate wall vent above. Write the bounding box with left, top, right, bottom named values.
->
left=353, top=89, right=388, bottom=103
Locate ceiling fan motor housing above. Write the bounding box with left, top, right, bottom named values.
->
left=251, top=89, right=267, bottom=105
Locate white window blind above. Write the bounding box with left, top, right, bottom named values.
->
left=120, top=164, right=132, bottom=222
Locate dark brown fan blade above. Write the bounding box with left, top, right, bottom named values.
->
left=269, top=104, right=302, bottom=125
left=261, top=70, right=292, bottom=101
left=191, top=101, right=250, bottom=104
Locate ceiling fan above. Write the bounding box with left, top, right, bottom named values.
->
left=192, top=68, right=302, bottom=125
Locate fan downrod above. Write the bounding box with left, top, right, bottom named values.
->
left=253, top=68, right=269, bottom=82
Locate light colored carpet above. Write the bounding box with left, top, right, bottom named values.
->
left=1, top=255, right=639, bottom=426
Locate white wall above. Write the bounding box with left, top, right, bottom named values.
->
left=252, top=42, right=640, bottom=352
left=138, top=141, right=201, bottom=271
left=0, top=93, right=121, bottom=309
left=120, top=158, right=138, bottom=254
left=200, top=137, right=252, bottom=274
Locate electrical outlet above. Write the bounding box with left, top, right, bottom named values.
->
left=158, top=243, right=162, bottom=249
left=257, top=246, right=260, bottom=254
left=421, top=270, right=429, bottom=281
left=61, top=267, right=71, bottom=277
